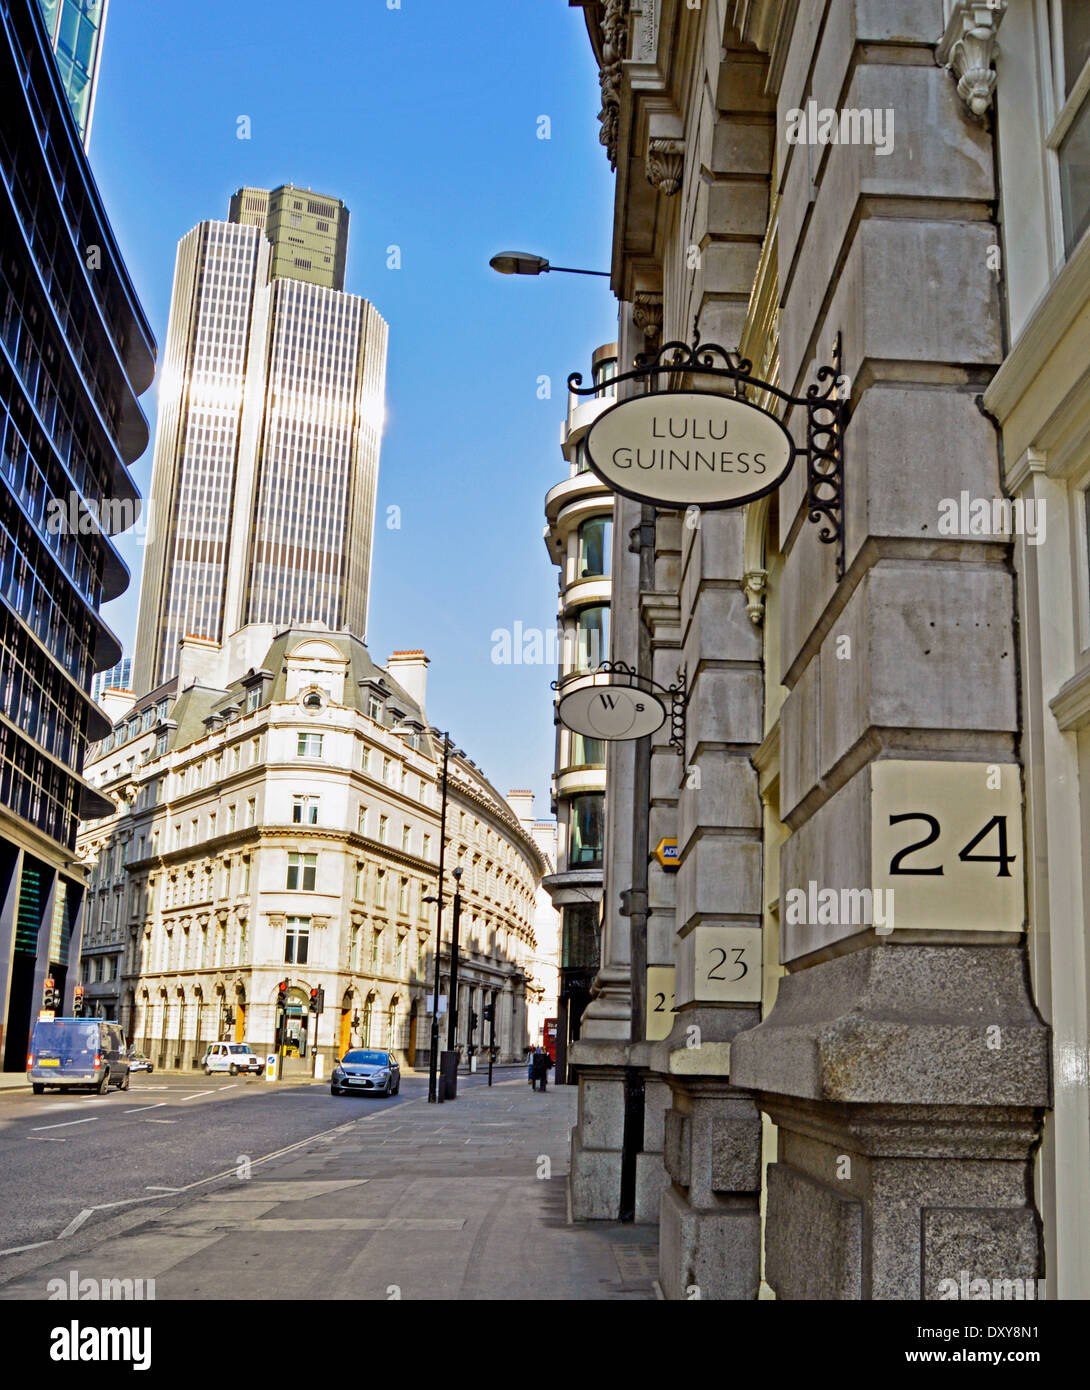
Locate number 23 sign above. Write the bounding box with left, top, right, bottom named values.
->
left=871, top=761, right=1024, bottom=933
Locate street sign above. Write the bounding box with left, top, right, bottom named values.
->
left=584, top=390, right=795, bottom=510
left=557, top=671, right=666, bottom=741
left=265, top=1054, right=277, bottom=1080
left=654, top=838, right=680, bottom=871
left=37, top=1010, right=55, bottom=1022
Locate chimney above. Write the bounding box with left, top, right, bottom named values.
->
left=506, top=789, right=535, bottom=825
left=387, top=650, right=429, bottom=714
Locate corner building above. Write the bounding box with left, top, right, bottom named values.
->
left=568, top=0, right=1055, bottom=1299
left=0, top=0, right=153, bottom=1069
left=77, top=632, right=548, bottom=1071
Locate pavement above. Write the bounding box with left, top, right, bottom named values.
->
left=0, top=1078, right=660, bottom=1301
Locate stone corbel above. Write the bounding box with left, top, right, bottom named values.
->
left=312, top=915, right=330, bottom=930
left=743, top=569, right=769, bottom=625
left=647, top=138, right=684, bottom=196
left=268, top=913, right=285, bottom=931
left=633, top=292, right=663, bottom=350
left=936, top=1, right=1007, bottom=119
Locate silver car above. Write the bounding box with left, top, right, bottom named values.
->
left=330, top=1049, right=400, bottom=1097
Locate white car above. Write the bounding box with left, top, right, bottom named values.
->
left=202, top=1042, right=263, bottom=1076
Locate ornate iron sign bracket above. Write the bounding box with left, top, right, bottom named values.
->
left=568, top=335, right=851, bottom=578
left=552, top=661, right=687, bottom=756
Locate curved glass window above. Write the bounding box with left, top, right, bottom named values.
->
left=568, top=793, right=604, bottom=868
left=575, top=605, right=609, bottom=672
left=577, top=517, right=611, bottom=578
left=570, top=733, right=605, bottom=767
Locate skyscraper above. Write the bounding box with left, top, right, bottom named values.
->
left=132, top=189, right=388, bottom=696
left=1, top=0, right=154, bottom=1068
left=35, top=0, right=108, bottom=149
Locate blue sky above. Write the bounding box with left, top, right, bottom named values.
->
left=89, top=0, right=616, bottom=815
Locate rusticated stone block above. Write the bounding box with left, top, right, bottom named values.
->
left=922, top=1207, right=1042, bottom=1301
left=710, top=1114, right=763, bottom=1192
left=664, top=1108, right=691, bottom=1188
left=765, top=1162, right=862, bottom=1299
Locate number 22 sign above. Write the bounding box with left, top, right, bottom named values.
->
left=870, top=761, right=1024, bottom=934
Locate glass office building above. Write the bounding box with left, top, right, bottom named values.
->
left=0, top=0, right=154, bottom=1067
left=35, top=0, right=108, bottom=149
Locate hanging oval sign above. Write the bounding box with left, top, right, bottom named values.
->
left=557, top=674, right=667, bottom=741
left=584, top=390, right=796, bottom=509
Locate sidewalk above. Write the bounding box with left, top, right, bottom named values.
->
left=0, top=1079, right=660, bottom=1300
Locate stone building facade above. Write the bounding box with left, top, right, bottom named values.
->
left=566, top=0, right=1065, bottom=1299
left=76, top=628, right=549, bottom=1072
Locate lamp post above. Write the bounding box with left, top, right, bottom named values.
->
left=489, top=251, right=609, bottom=278
left=423, top=731, right=452, bottom=1103
left=446, top=867, right=464, bottom=1055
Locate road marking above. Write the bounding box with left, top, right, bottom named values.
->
left=179, top=1092, right=207, bottom=1101
left=216, top=1084, right=238, bottom=1092
left=124, top=1103, right=166, bottom=1114
left=29, top=1136, right=66, bottom=1142
left=0, top=1098, right=418, bottom=1257
left=145, top=1186, right=181, bottom=1192
left=143, top=1119, right=176, bottom=1124
left=30, top=1117, right=95, bottom=1132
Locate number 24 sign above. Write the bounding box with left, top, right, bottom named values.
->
left=871, top=761, right=1024, bottom=933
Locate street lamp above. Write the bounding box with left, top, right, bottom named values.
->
left=489, top=250, right=609, bottom=278
left=424, top=731, right=452, bottom=1103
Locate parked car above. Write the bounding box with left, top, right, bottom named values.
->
left=201, top=1042, right=263, bottom=1076
left=27, top=1018, right=131, bottom=1094
left=127, top=1050, right=154, bottom=1073
left=330, top=1049, right=400, bottom=1097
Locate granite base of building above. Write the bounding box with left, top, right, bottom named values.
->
left=730, top=945, right=1050, bottom=1300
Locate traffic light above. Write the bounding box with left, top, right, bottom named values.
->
left=42, top=976, right=55, bottom=1010
left=72, top=985, right=84, bottom=1016
left=471, top=1010, right=479, bottom=1032
left=276, top=979, right=289, bottom=1009
left=482, top=1003, right=493, bottom=1023
left=308, top=988, right=319, bottom=1014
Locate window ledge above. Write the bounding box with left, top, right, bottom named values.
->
left=1050, top=660, right=1090, bottom=730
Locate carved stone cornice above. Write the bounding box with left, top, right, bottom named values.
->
left=632, top=292, right=663, bottom=349
left=646, top=138, right=683, bottom=195
left=936, top=1, right=1007, bottom=119
left=267, top=913, right=286, bottom=931
left=597, top=0, right=630, bottom=169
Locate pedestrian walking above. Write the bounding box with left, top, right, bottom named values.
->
left=531, top=1045, right=553, bottom=1092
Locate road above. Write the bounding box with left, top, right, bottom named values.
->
left=0, top=1068, right=505, bottom=1253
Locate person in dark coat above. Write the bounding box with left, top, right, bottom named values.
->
left=530, top=1045, right=553, bottom=1092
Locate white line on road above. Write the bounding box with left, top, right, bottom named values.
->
left=29, top=1136, right=66, bottom=1142
left=123, top=1104, right=166, bottom=1115
left=178, top=1092, right=207, bottom=1101
left=30, top=1117, right=96, bottom=1132
left=143, top=1119, right=176, bottom=1124
left=145, top=1186, right=181, bottom=1192
left=0, top=1095, right=416, bottom=1257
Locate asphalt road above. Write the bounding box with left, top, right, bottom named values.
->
left=0, top=1068, right=506, bottom=1252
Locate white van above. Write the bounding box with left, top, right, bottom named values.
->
left=201, top=1042, right=262, bottom=1076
